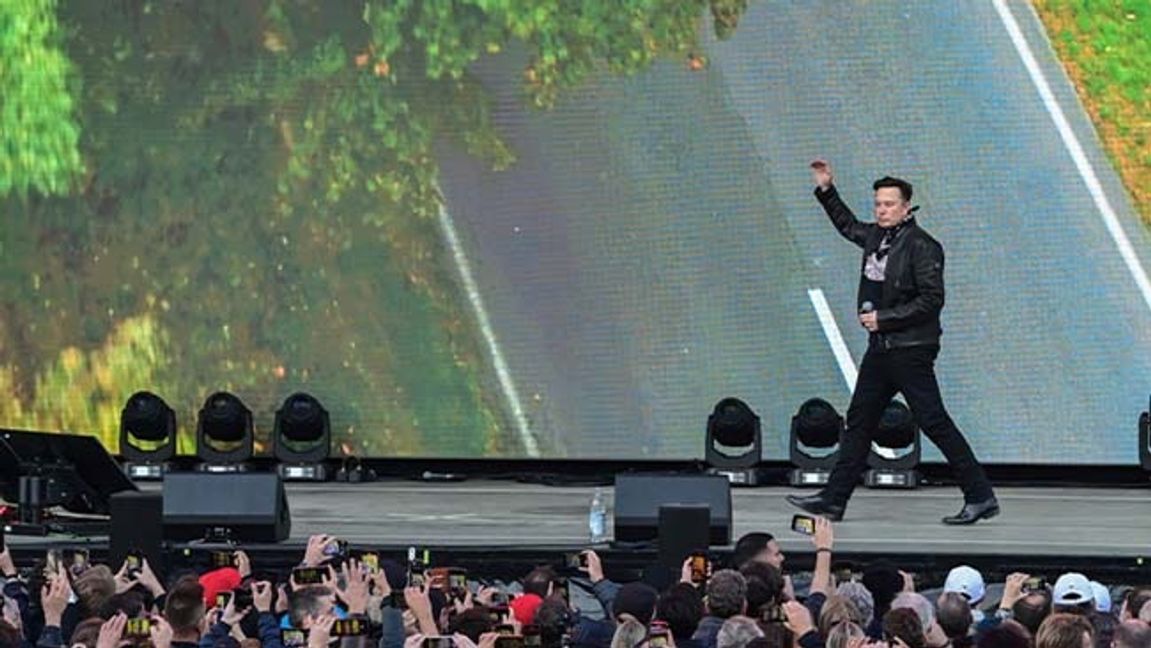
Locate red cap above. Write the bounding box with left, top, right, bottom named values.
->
left=510, top=593, right=543, bottom=625
left=199, top=567, right=243, bottom=606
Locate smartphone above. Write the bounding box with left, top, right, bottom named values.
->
left=523, top=627, right=542, bottom=648
left=422, top=638, right=454, bottom=648
left=124, top=550, right=144, bottom=575
left=215, top=592, right=232, bottom=609
left=292, top=567, right=326, bottom=585
left=762, top=605, right=787, bottom=624
left=496, top=624, right=517, bottom=636
left=1024, top=577, right=1048, bottom=591
left=496, top=637, right=526, bottom=648
left=564, top=552, right=588, bottom=570
left=648, top=621, right=670, bottom=648
left=689, top=552, right=709, bottom=585
left=448, top=570, right=468, bottom=595
left=45, top=549, right=62, bottom=576
left=123, top=617, right=154, bottom=638
left=281, top=629, right=307, bottom=647
left=357, top=551, right=380, bottom=573
left=323, top=539, right=348, bottom=557
left=332, top=618, right=369, bottom=637
left=63, top=549, right=90, bottom=574
left=791, top=514, right=816, bottom=536
left=491, top=591, right=511, bottom=608
left=211, top=551, right=235, bottom=569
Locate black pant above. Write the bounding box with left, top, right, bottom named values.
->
left=823, top=344, right=994, bottom=505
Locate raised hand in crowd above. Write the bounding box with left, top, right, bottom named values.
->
left=95, top=613, right=128, bottom=648
left=579, top=549, right=605, bottom=583
left=149, top=614, right=174, bottom=648
left=406, top=583, right=439, bottom=636
left=783, top=599, right=816, bottom=638
left=234, top=549, right=253, bottom=578
left=307, top=612, right=337, bottom=648
left=0, top=544, right=16, bottom=579
left=252, top=580, right=274, bottom=614
left=276, top=583, right=291, bottom=614
left=325, top=558, right=371, bottom=615
left=41, top=565, right=73, bottom=628
left=302, top=534, right=338, bottom=567
left=474, top=585, right=499, bottom=607
left=999, top=572, right=1030, bottom=611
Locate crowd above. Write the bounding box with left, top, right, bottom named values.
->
left=0, top=517, right=1147, bottom=648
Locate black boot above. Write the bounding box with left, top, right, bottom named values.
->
left=942, top=496, right=1000, bottom=525
left=785, top=493, right=845, bottom=522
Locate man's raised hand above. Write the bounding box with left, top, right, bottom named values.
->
left=810, top=159, right=834, bottom=190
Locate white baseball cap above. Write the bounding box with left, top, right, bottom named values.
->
left=1090, top=581, right=1111, bottom=612
left=1053, top=573, right=1095, bottom=606
left=944, top=565, right=985, bottom=604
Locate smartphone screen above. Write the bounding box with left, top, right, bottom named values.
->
left=215, top=592, right=232, bottom=609
left=292, top=567, right=326, bottom=585
left=332, top=618, right=368, bottom=637
left=123, top=617, right=154, bottom=638
left=690, top=554, right=709, bottom=584
left=281, top=629, right=307, bottom=647
left=360, top=552, right=380, bottom=573
left=212, top=551, right=234, bottom=568
left=791, top=514, right=816, bottom=535
left=496, top=637, right=525, bottom=648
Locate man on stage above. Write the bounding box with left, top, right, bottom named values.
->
left=787, top=159, right=999, bottom=525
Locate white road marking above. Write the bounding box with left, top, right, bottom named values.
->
left=436, top=199, right=540, bottom=457
left=807, top=288, right=897, bottom=459
left=992, top=0, right=1151, bottom=313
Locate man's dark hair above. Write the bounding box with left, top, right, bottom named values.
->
left=937, top=592, right=973, bottom=639
left=977, top=621, right=1032, bottom=648
left=706, top=570, right=748, bottom=619
left=873, top=176, right=913, bottom=202
left=883, top=607, right=926, bottom=648
left=449, top=607, right=496, bottom=643
left=733, top=533, right=774, bottom=569
left=100, top=590, right=146, bottom=620
left=741, top=562, right=785, bottom=615
left=1113, top=620, right=1151, bottom=648
left=535, top=598, right=574, bottom=648
left=1014, top=591, right=1053, bottom=635
left=657, top=583, right=705, bottom=641
left=1125, top=589, right=1151, bottom=620
left=1090, top=612, right=1117, bottom=648
left=524, top=566, right=557, bottom=597
left=288, top=585, right=333, bottom=629
left=164, top=580, right=206, bottom=633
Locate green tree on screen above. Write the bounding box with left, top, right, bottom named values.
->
left=0, top=0, right=745, bottom=456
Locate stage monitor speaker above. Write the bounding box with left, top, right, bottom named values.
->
left=162, top=472, right=290, bottom=542
left=657, top=504, right=711, bottom=570
left=614, top=474, right=731, bottom=545
left=110, top=490, right=164, bottom=575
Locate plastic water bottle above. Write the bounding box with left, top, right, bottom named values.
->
left=588, top=487, right=608, bottom=543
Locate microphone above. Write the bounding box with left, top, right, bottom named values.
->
left=860, top=301, right=875, bottom=314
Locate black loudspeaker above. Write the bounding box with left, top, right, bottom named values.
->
left=657, top=504, right=710, bottom=570
left=162, top=472, right=291, bottom=542
left=110, top=491, right=164, bottom=575
left=614, top=474, right=731, bottom=545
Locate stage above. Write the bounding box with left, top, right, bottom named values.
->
left=7, top=479, right=1151, bottom=585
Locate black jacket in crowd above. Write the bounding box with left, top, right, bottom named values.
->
left=815, top=184, right=946, bottom=349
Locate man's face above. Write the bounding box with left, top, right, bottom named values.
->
left=874, top=187, right=911, bottom=229
left=757, top=540, right=785, bottom=569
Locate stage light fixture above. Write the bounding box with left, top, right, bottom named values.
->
left=705, top=397, right=763, bottom=486
left=119, top=391, right=177, bottom=480
left=864, top=400, right=921, bottom=489
left=195, top=391, right=253, bottom=471
left=788, top=398, right=843, bottom=487
left=274, top=392, right=331, bottom=482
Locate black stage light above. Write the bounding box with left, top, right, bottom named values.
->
left=1139, top=395, right=1151, bottom=473
left=864, top=400, right=921, bottom=489
left=789, top=398, right=844, bottom=487
left=705, top=397, right=763, bottom=486
left=195, top=391, right=253, bottom=470
left=274, top=392, right=331, bottom=481
left=120, top=391, right=177, bottom=480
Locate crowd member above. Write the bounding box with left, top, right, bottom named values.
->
left=693, top=571, right=748, bottom=648
left=1036, top=614, right=1093, bottom=648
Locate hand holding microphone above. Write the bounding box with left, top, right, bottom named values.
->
left=859, top=301, right=879, bottom=332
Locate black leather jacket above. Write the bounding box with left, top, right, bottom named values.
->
left=816, top=185, right=944, bottom=349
